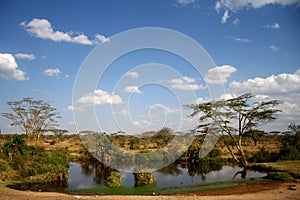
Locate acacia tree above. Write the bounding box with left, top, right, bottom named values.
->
left=186, top=93, right=282, bottom=168
left=244, top=129, right=267, bottom=146
left=2, top=97, right=67, bottom=143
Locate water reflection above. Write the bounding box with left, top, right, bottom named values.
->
left=68, top=160, right=266, bottom=190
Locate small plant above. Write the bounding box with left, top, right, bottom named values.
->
left=105, top=169, right=122, bottom=188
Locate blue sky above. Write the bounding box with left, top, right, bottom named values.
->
left=0, top=0, right=300, bottom=134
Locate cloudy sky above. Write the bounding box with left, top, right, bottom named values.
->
left=0, top=0, right=299, bottom=134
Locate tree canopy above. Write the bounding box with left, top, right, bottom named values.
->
left=2, top=97, right=67, bottom=142
left=186, top=93, right=282, bottom=167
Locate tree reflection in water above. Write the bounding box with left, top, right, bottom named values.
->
left=76, top=159, right=253, bottom=188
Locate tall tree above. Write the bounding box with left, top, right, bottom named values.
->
left=2, top=97, right=67, bottom=143
left=186, top=93, right=281, bottom=167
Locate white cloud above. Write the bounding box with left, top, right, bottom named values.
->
left=255, top=94, right=270, bottom=100
left=228, top=70, right=300, bottom=131
left=270, top=45, right=280, bottom=52
left=21, top=18, right=109, bottom=45
left=126, top=71, right=139, bottom=79
left=217, top=93, right=235, bottom=100
left=215, top=1, right=222, bottom=12
left=229, top=69, right=300, bottom=95
left=95, top=34, right=110, bottom=43
left=72, top=34, right=93, bottom=45
left=215, top=0, right=300, bottom=11
left=123, top=86, right=142, bottom=94
left=167, top=76, right=206, bottom=90
left=205, top=65, right=237, bottom=84
left=263, top=22, right=280, bottom=29
left=15, top=53, right=36, bottom=60
left=132, top=119, right=151, bottom=127
left=233, top=18, right=240, bottom=25
left=77, top=89, right=124, bottom=106
left=0, top=53, right=28, bottom=80
left=67, top=105, right=83, bottom=111
left=43, top=68, right=61, bottom=77
left=149, top=104, right=180, bottom=114
left=176, top=0, right=195, bottom=5
left=235, top=38, right=251, bottom=43
left=221, top=9, right=230, bottom=24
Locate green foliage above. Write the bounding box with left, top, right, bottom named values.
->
left=2, top=134, right=32, bottom=156
left=134, top=172, right=156, bottom=186
left=278, top=145, right=300, bottom=160
left=105, top=169, right=122, bottom=188
left=244, top=129, right=267, bottom=145
left=0, top=158, right=18, bottom=181
left=249, top=147, right=278, bottom=163
left=186, top=93, right=282, bottom=167
left=277, top=123, right=300, bottom=161
left=2, top=97, right=67, bottom=143
left=129, top=138, right=140, bottom=150
left=1, top=135, right=69, bottom=186
left=264, top=172, right=292, bottom=181
left=207, top=148, right=222, bottom=158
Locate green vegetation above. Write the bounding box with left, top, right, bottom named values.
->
left=2, top=97, right=67, bottom=144
left=0, top=134, right=69, bottom=186
left=0, top=96, right=299, bottom=194
left=186, top=93, right=282, bottom=168
left=65, top=178, right=270, bottom=195
left=105, top=169, right=122, bottom=188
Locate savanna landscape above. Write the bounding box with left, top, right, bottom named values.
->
left=0, top=94, right=300, bottom=199
left=1, top=0, right=300, bottom=199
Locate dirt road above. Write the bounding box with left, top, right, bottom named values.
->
left=0, top=182, right=299, bottom=200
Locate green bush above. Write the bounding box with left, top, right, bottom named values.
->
left=105, top=170, right=122, bottom=188
left=278, top=145, right=300, bottom=160
left=264, top=172, right=292, bottom=181
left=249, top=147, right=278, bottom=163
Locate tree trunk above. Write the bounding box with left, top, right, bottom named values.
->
left=224, top=141, right=239, bottom=163
left=238, top=147, right=248, bottom=168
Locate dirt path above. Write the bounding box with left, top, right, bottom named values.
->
left=0, top=182, right=299, bottom=200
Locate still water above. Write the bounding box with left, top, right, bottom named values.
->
left=68, top=162, right=266, bottom=190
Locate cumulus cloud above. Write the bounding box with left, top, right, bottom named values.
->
left=0, top=53, right=28, bottom=80
left=126, top=71, right=139, bottom=79
left=67, top=105, right=83, bottom=111
left=132, top=119, right=151, bottom=127
left=43, top=68, right=61, bottom=77
left=21, top=18, right=109, bottom=45
left=205, top=65, right=237, bottom=84
left=221, top=9, right=230, bottom=24
left=15, top=53, right=36, bottom=60
left=215, top=0, right=300, bottom=11
left=215, top=0, right=300, bottom=24
left=228, top=70, right=300, bottom=131
left=76, top=89, right=124, bottom=106
left=95, top=34, right=110, bottom=43
left=270, top=45, right=280, bottom=52
left=263, top=22, right=280, bottom=29
left=123, top=86, right=142, bottom=94
left=149, top=104, right=180, bottom=114
left=230, top=69, right=300, bottom=95
left=167, top=76, right=206, bottom=90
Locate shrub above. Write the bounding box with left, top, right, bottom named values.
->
left=105, top=170, right=122, bottom=188
left=249, top=147, right=278, bottom=163
left=278, top=145, right=300, bottom=160
left=264, top=172, right=292, bottom=181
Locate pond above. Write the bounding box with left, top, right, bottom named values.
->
left=67, top=161, right=266, bottom=190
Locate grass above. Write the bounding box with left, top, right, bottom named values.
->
left=64, top=178, right=270, bottom=195
left=250, top=160, right=300, bottom=179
